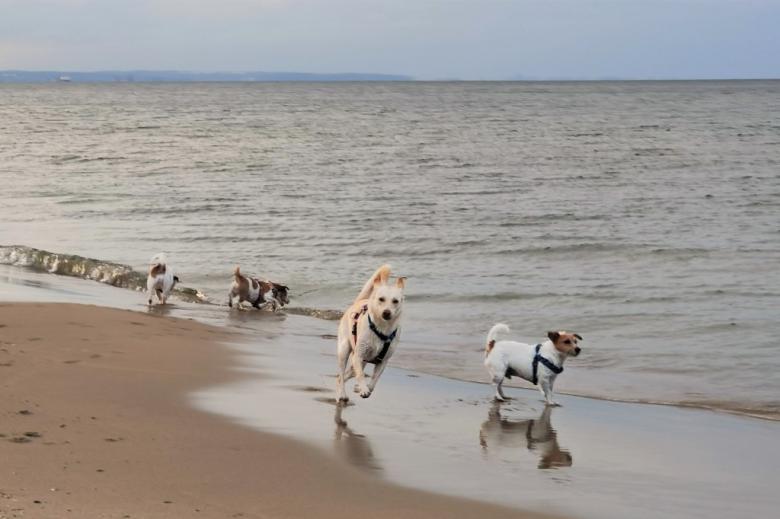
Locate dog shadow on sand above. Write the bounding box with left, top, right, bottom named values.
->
left=333, top=404, right=382, bottom=472
left=479, top=401, right=573, bottom=470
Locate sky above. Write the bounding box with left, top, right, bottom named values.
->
left=0, top=0, right=778, bottom=80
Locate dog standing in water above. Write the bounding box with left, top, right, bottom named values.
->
left=484, top=324, right=582, bottom=405
left=146, top=253, right=179, bottom=306
left=336, top=265, right=405, bottom=402
left=227, top=266, right=289, bottom=311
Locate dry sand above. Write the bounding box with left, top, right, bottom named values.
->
left=0, top=303, right=549, bottom=519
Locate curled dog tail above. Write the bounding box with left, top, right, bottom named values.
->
left=486, top=323, right=510, bottom=356
left=354, top=264, right=391, bottom=304
left=233, top=265, right=242, bottom=280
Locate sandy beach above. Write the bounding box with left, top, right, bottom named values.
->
left=0, top=302, right=548, bottom=519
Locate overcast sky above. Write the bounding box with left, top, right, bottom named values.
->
left=1, top=0, right=778, bottom=79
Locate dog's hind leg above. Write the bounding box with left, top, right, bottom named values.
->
left=492, top=375, right=507, bottom=402
left=496, top=375, right=509, bottom=400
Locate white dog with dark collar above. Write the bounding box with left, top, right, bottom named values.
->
left=484, top=324, right=583, bottom=405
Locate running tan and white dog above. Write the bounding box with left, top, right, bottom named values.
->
left=146, top=253, right=179, bottom=306
left=227, top=266, right=289, bottom=311
left=336, top=265, right=405, bottom=402
left=484, top=324, right=582, bottom=405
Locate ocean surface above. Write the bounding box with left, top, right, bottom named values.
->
left=1, top=81, right=779, bottom=419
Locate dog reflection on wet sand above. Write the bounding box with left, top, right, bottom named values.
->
left=479, top=402, right=572, bottom=469
left=333, top=405, right=381, bottom=471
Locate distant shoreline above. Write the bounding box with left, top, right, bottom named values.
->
left=1, top=70, right=778, bottom=83
left=0, top=70, right=414, bottom=83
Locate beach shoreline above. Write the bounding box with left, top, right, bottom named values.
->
left=0, top=302, right=547, bottom=519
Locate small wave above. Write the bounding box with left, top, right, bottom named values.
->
left=0, top=245, right=208, bottom=303
left=0, top=245, right=147, bottom=289
left=407, top=291, right=552, bottom=303
left=0, top=245, right=346, bottom=317
left=285, top=306, right=343, bottom=321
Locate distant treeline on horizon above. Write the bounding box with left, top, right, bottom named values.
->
left=0, top=70, right=414, bottom=83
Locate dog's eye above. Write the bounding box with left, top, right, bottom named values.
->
left=378, top=297, right=386, bottom=303
left=392, top=299, right=399, bottom=304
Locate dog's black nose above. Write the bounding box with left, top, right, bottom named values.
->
left=574, top=347, right=582, bottom=355
left=382, top=309, right=392, bottom=320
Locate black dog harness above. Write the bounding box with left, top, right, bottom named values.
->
left=351, top=305, right=398, bottom=365
left=531, top=344, right=563, bottom=385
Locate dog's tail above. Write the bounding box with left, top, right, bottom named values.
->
left=354, top=264, right=391, bottom=303
left=233, top=265, right=243, bottom=281
left=486, top=323, right=510, bottom=356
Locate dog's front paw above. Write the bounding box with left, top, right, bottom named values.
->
left=337, top=395, right=350, bottom=404
left=494, top=394, right=506, bottom=402
left=545, top=401, right=561, bottom=407
left=359, top=386, right=372, bottom=399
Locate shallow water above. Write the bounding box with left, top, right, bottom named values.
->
left=193, top=322, right=780, bottom=519
left=1, top=81, right=779, bottom=417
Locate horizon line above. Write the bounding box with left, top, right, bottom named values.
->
left=1, top=69, right=778, bottom=82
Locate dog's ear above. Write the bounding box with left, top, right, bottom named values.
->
left=373, top=271, right=387, bottom=285
left=395, top=276, right=407, bottom=289
left=173, top=275, right=180, bottom=283
left=574, top=333, right=583, bottom=341
left=547, top=331, right=560, bottom=343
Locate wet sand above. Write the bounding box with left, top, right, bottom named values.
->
left=0, top=302, right=546, bottom=519
left=195, top=313, right=780, bottom=519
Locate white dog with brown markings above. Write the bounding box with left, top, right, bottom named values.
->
left=146, top=253, right=179, bottom=306
left=227, top=266, right=289, bottom=311
left=336, top=265, right=405, bottom=402
left=484, top=324, right=582, bottom=405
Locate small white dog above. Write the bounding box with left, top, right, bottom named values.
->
left=336, top=264, right=405, bottom=402
left=146, top=253, right=179, bottom=306
left=484, top=324, right=582, bottom=405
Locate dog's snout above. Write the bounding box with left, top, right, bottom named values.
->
left=574, top=346, right=582, bottom=355
left=382, top=309, right=392, bottom=320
